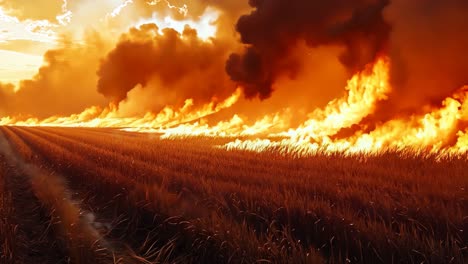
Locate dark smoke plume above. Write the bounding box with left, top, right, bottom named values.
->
left=384, top=0, right=468, bottom=111
left=226, top=0, right=390, bottom=99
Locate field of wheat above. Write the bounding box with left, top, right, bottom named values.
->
left=0, top=126, right=466, bottom=264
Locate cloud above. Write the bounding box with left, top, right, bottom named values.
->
left=0, top=0, right=63, bottom=21
left=0, top=39, right=54, bottom=55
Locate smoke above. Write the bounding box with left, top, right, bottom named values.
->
left=97, top=23, right=237, bottom=114
left=0, top=83, right=14, bottom=114
left=0, top=33, right=108, bottom=119
left=226, top=0, right=390, bottom=99
left=384, top=0, right=468, bottom=111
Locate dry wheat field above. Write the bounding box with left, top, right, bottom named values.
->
left=0, top=126, right=466, bottom=264
left=1, top=0, right=468, bottom=263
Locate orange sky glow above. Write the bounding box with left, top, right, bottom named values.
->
left=0, top=0, right=220, bottom=85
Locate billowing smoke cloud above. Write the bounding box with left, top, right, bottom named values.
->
left=384, top=0, right=468, bottom=111
left=0, top=83, right=14, bottom=115
left=0, top=34, right=107, bottom=118
left=97, top=23, right=237, bottom=113
left=226, top=0, right=390, bottom=99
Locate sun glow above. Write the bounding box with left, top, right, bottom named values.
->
left=135, top=7, right=220, bottom=40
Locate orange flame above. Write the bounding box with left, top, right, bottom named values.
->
left=2, top=56, right=467, bottom=155
left=225, top=84, right=468, bottom=155
left=222, top=59, right=468, bottom=155
left=1, top=88, right=242, bottom=130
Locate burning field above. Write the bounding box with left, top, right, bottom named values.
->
left=0, top=0, right=467, bottom=263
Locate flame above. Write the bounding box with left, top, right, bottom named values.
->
left=2, top=56, right=467, bottom=155
left=277, top=57, right=391, bottom=142
left=159, top=56, right=468, bottom=155
left=224, top=84, right=468, bottom=155
left=338, top=92, right=467, bottom=153
left=159, top=110, right=292, bottom=138
left=2, top=88, right=242, bottom=129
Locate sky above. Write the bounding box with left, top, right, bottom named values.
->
left=0, top=2, right=58, bottom=84
left=0, top=0, right=108, bottom=85
left=0, top=0, right=221, bottom=86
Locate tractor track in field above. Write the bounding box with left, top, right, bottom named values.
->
left=0, top=131, right=68, bottom=263
left=0, top=128, right=145, bottom=264
left=0, top=158, right=68, bottom=263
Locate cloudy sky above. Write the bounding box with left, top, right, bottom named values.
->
left=0, top=0, right=223, bottom=85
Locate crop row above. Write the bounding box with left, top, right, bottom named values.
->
left=1, top=126, right=467, bottom=263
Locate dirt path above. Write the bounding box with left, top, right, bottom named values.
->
left=0, top=132, right=68, bottom=263
left=0, top=128, right=144, bottom=264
